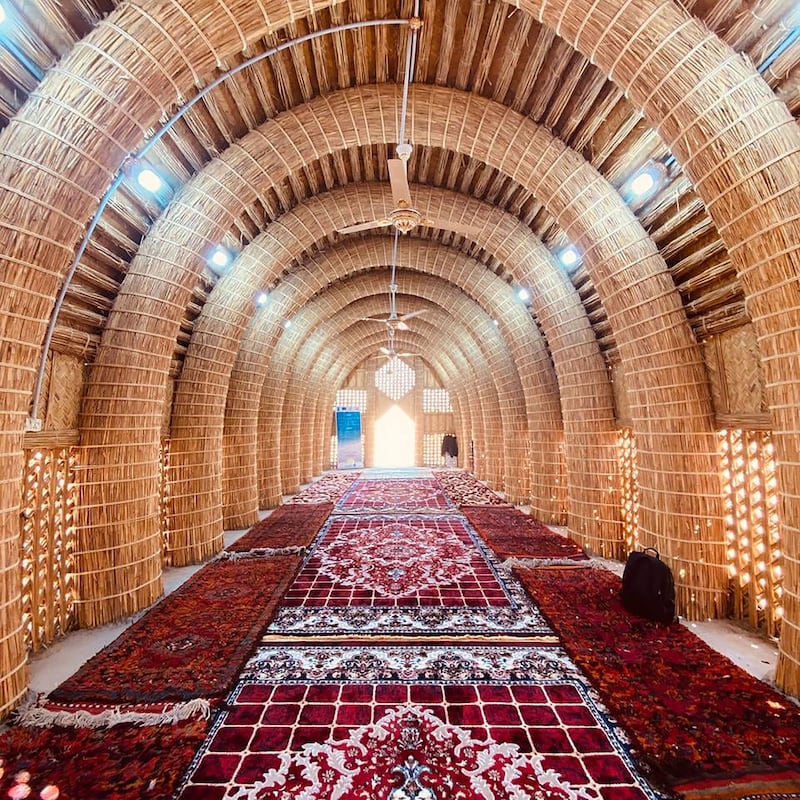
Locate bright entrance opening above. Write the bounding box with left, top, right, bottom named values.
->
left=373, top=405, right=416, bottom=467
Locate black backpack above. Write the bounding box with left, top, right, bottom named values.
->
left=620, top=547, right=677, bottom=623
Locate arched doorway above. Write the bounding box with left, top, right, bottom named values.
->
left=374, top=405, right=416, bottom=467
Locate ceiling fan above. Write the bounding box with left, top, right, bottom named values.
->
left=337, top=144, right=479, bottom=239
left=336, top=12, right=477, bottom=241
left=379, top=327, right=419, bottom=359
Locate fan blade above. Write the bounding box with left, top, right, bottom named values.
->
left=399, top=309, right=428, bottom=321
left=359, top=315, right=390, bottom=323
left=397, top=320, right=409, bottom=331
left=338, top=219, right=392, bottom=235
left=379, top=346, right=391, bottom=355
left=420, top=217, right=482, bottom=240
left=388, top=159, right=412, bottom=208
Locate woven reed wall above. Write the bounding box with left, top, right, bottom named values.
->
left=19, top=446, right=77, bottom=655
left=525, top=0, right=800, bottom=697
left=264, top=273, right=511, bottom=486
left=617, top=427, right=641, bottom=553
left=158, top=438, right=172, bottom=567
left=720, top=428, right=784, bottom=638
left=303, top=237, right=564, bottom=508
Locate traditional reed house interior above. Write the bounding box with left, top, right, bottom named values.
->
left=1, top=0, right=800, bottom=796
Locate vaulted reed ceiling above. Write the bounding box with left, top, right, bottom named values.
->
left=6, top=0, right=799, bottom=374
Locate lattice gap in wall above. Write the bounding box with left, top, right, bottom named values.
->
left=335, top=389, right=368, bottom=412
left=20, top=447, right=77, bottom=653
left=159, top=438, right=172, bottom=567
left=423, top=433, right=445, bottom=467
left=375, top=357, right=415, bottom=401
left=423, top=389, right=452, bottom=413
left=719, top=429, right=783, bottom=638
left=617, top=428, right=640, bottom=552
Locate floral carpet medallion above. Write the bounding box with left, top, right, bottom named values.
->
left=315, top=518, right=471, bottom=598
left=335, top=479, right=455, bottom=513
left=268, top=515, right=551, bottom=635
left=230, top=705, right=602, bottom=800
left=177, top=645, right=657, bottom=800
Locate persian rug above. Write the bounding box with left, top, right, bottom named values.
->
left=48, top=555, right=302, bottom=705
left=226, top=502, right=332, bottom=552
left=176, top=643, right=661, bottom=799
left=334, top=478, right=454, bottom=513
left=514, top=566, right=800, bottom=798
left=433, top=468, right=513, bottom=506
left=0, top=715, right=210, bottom=799
left=464, top=506, right=588, bottom=561
left=267, top=513, right=551, bottom=635
left=288, top=472, right=359, bottom=504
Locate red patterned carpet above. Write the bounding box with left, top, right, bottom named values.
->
left=48, top=555, right=302, bottom=704
left=334, top=478, right=454, bottom=512
left=178, top=644, right=653, bottom=800
left=514, top=566, right=800, bottom=797
left=226, top=502, right=332, bottom=552
left=4, top=470, right=798, bottom=800
left=464, top=505, right=588, bottom=561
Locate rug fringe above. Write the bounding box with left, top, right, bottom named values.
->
left=216, top=546, right=306, bottom=560
left=14, top=697, right=212, bottom=728
left=500, top=556, right=593, bottom=570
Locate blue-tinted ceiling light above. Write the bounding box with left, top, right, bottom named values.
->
left=283, top=319, right=292, bottom=329
left=136, top=166, right=163, bottom=193
left=559, top=247, right=579, bottom=267
left=256, top=292, right=269, bottom=306
left=517, top=288, right=530, bottom=302
left=630, top=170, right=655, bottom=197
left=209, top=246, right=232, bottom=270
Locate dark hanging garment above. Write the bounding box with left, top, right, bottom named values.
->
left=441, top=434, right=458, bottom=458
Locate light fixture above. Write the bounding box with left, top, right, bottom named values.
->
left=517, top=288, right=530, bottom=302
left=493, top=319, right=499, bottom=327
left=209, top=246, right=231, bottom=270
left=629, top=170, right=655, bottom=197
left=624, top=161, right=665, bottom=202
left=256, top=292, right=268, bottom=306
left=136, top=166, right=163, bottom=193
left=559, top=246, right=579, bottom=268
left=283, top=319, right=292, bottom=329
